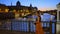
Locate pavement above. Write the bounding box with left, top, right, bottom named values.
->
left=0, top=30, right=35, bottom=34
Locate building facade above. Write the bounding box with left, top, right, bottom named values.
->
left=56, top=2, right=60, bottom=34
left=57, top=3, right=60, bottom=22
left=0, top=1, right=38, bottom=19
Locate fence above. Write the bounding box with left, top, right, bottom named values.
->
left=0, top=19, right=56, bottom=34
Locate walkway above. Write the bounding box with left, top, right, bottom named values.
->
left=0, top=30, right=35, bottom=34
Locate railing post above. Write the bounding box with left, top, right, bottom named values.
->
left=50, top=20, right=52, bottom=34
left=11, top=21, right=12, bottom=31
left=28, top=20, right=30, bottom=32
left=28, top=18, right=31, bottom=33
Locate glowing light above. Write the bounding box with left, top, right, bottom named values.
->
left=5, top=9, right=9, bottom=12
left=0, top=9, right=1, bottom=12
left=20, top=10, right=22, bottom=12
left=26, top=10, right=29, bottom=12
left=22, top=13, right=24, bottom=16
left=15, top=13, right=19, bottom=18
left=13, top=9, right=16, bottom=12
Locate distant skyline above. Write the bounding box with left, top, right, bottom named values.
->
left=0, top=0, right=60, bottom=11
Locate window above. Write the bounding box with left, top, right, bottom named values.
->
left=0, top=9, right=1, bottom=12
left=23, top=9, right=25, bottom=11
left=5, top=9, right=9, bottom=12
left=18, top=10, right=20, bottom=13
left=26, top=10, right=29, bottom=13
left=22, top=13, right=24, bottom=16
left=13, top=10, right=16, bottom=12
left=0, top=9, right=1, bottom=11
left=34, top=9, right=37, bottom=11
left=15, top=13, right=19, bottom=18
left=20, top=10, right=22, bottom=12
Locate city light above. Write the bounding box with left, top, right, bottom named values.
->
left=5, top=9, right=9, bottom=12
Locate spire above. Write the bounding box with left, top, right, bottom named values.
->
left=30, top=4, right=32, bottom=7
left=11, top=2, right=12, bottom=6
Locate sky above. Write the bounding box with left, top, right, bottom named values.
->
left=0, top=0, right=60, bottom=11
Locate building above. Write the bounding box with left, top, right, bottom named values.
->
left=56, top=2, right=60, bottom=34
left=0, top=1, right=38, bottom=19
left=57, top=3, right=60, bottom=22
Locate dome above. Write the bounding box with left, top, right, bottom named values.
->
left=16, top=1, right=21, bottom=6
left=58, top=3, right=60, bottom=5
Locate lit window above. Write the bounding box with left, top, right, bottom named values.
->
left=10, top=11, right=12, bottom=12
left=20, top=10, right=22, bottom=12
left=34, top=9, right=36, bottom=10
left=23, top=9, right=25, bottom=11
left=15, top=14, right=19, bottom=18
left=0, top=9, right=1, bottom=11
left=5, top=9, right=9, bottom=12
left=18, top=10, right=20, bottom=12
left=0, top=9, right=1, bottom=12
left=28, top=13, right=30, bottom=14
left=26, top=10, right=29, bottom=12
left=13, top=10, right=16, bottom=12
left=22, top=13, right=24, bottom=16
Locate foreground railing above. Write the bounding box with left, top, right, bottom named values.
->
left=0, top=19, right=56, bottom=34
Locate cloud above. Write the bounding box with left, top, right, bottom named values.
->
left=39, top=6, right=57, bottom=11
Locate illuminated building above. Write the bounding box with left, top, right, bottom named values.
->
left=0, top=1, right=38, bottom=19
left=0, top=1, right=37, bottom=15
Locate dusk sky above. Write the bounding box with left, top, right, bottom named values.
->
left=0, top=0, right=60, bottom=11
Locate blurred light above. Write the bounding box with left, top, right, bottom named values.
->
left=26, top=10, right=29, bottom=12
left=15, top=13, right=19, bottom=18
left=5, top=9, right=9, bottom=12
left=22, top=13, right=24, bottom=16
left=0, top=9, right=1, bottom=12
left=13, top=9, right=16, bottom=12
left=20, top=10, right=22, bottom=12
left=23, top=9, right=25, bottom=11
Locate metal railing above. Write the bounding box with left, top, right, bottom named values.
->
left=0, top=19, right=56, bottom=34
